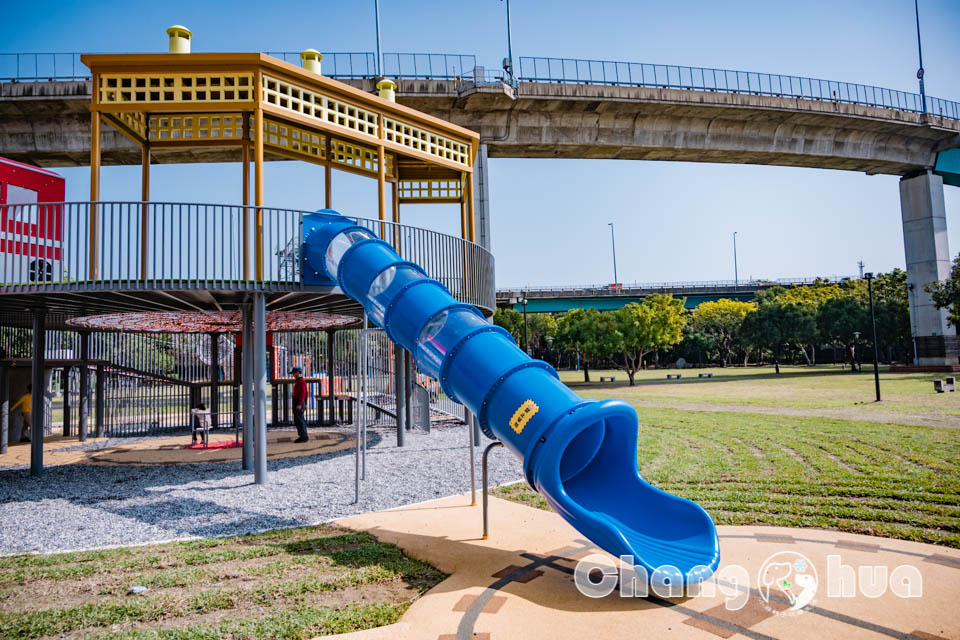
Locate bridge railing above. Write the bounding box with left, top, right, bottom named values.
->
left=516, top=56, right=960, bottom=121
left=3, top=51, right=957, bottom=120
left=497, top=276, right=856, bottom=295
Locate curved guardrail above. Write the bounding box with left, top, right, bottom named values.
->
left=3, top=51, right=955, bottom=120
left=516, top=56, right=958, bottom=120
left=0, top=202, right=495, bottom=312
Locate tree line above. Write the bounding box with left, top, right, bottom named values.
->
left=495, top=269, right=919, bottom=384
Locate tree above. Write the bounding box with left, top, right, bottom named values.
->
left=691, top=299, right=756, bottom=366
left=817, top=296, right=869, bottom=371
left=614, top=295, right=686, bottom=385
left=556, top=308, right=620, bottom=382
left=741, top=302, right=817, bottom=374
left=925, top=254, right=960, bottom=329
left=493, top=308, right=557, bottom=357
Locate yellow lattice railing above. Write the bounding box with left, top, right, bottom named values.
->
left=148, top=113, right=245, bottom=141
left=98, top=73, right=255, bottom=105
left=262, top=74, right=379, bottom=136
left=116, top=111, right=148, bottom=139
left=260, top=117, right=394, bottom=177
left=383, top=117, right=470, bottom=166
left=398, top=179, right=462, bottom=201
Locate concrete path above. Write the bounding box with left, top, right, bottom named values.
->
left=334, top=494, right=960, bottom=640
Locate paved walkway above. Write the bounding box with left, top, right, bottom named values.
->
left=333, top=495, right=960, bottom=640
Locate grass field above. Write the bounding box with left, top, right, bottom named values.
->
left=498, top=365, right=960, bottom=548
left=0, top=525, right=445, bottom=640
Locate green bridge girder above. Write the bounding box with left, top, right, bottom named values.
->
left=507, top=291, right=756, bottom=313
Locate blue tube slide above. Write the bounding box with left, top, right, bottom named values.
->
left=302, top=210, right=719, bottom=587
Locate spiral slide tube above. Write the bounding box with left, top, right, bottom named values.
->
left=302, top=210, right=720, bottom=587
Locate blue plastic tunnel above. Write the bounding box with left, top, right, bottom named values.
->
left=302, top=210, right=720, bottom=587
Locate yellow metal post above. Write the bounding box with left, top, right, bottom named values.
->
left=89, top=112, right=101, bottom=280
left=377, top=144, right=386, bottom=238
left=254, top=106, right=264, bottom=281
left=140, top=143, right=150, bottom=279
left=242, top=114, right=250, bottom=281
left=466, top=171, right=476, bottom=243
left=325, top=136, right=332, bottom=209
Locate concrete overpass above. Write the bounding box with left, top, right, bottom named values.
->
left=2, top=58, right=958, bottom=363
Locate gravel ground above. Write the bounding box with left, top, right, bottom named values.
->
left=0, top=423, right=524, bottom=555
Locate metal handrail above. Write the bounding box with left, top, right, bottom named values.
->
left=0, top=202, right=495, bottom=312
left=517, top=56, right=959, bottom=120
left=2, top=50, right=955, bottom=120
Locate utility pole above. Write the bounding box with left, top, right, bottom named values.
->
left=914, top=0, right=926, bottom=113
left=858, top=259, right=864, bottom=279
left=608, top=223, right=618, bottom=286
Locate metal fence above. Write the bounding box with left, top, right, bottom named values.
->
left=517, top=56, right=959, bottom=120
left=0, top=202, right=496, bottom=311
left=1, top=52, right=479, bottom=82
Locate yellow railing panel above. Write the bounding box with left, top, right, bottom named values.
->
left=148, top=113, right=245, bottom=141
left=99, top=73, right=255, bottom=105
left=398, top=179, right=462, bottom=201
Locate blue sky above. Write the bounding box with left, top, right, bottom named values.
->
left=5, top=0, right=959, bottom=287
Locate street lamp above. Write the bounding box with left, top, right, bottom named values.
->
left=733, top=231, right=739, bottom=287
left=608, top=222, right=618, bottom=287
left=865, top=272, right=882, bottom=401
left=501, top=0, right=515, bottom=79
left=374, top=0, right=383, bottom=76
left=520, top=292, right=529, bottom=355
left=914, top=0, right=926, bottom=114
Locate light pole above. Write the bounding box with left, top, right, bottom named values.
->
left=914, top=0, right=926, bottom=114
left=501, top=0, right=514, bottom=78
left=865, top=272, right=882, bottom=401
left=733, top=231, right=739, bottom=287
left=520, top=292, right=529, bottom=355
left=374, top=0, right=383, bottom=76
left=608, top=222, right=618, bottom=286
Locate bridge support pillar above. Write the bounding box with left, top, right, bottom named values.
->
left=473, top=143, right=492, bottom=252
left=900, top=172, right=958, bottom=365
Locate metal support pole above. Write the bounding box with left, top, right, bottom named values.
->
left=867, top=274, right=882, bottom=402
left=30, top=307, right=46, bottom=476
left=482, top=441, right=504, bottom=539
left=241, top=304, right=254, bottom=471
left=361, top=316, right=368, bottom=479
left=253, top=293, right=268, bottom=484
left=0, top=364, right=8, bottom=455
left=62, top=366, right=71, bottom=437
left=467, top=408, right=476, bottom=506
left=394, top=345, right=405, bottom=446
left=95, top=364, right=104, bottom=438
left=403, top=349, right=412, bottom=431
left=326, top=329, right=336, bottom=425
left=209, top=333, right=219, bottom=428
left=78, top=332, right=89, bottom=442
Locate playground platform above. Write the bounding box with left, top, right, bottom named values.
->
left=334, top=494, right=960, bottom=640
left=0, top=430, right=354, bottom=468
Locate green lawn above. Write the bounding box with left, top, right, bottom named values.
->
left=498, top=366, right=960, bottom=548
left=0, top=525, right=445, bottom=640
